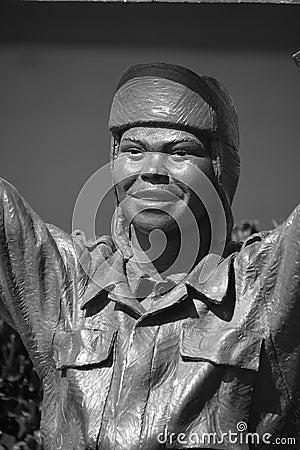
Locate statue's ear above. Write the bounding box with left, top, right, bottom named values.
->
left=293, top=50, right=300, bottom=70
left=210, top=138, right=222, bottom=186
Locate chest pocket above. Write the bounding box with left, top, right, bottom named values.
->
left=53, top=327, right=117, bottom=370
left=180, top=323, right=263, bottom=371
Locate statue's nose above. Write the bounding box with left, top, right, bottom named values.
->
left=141, top=173, right=169, bottom=185
left=140, top=153, right=169, bottom=184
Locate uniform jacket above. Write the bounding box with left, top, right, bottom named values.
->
left=0, top=178, right=299, bottom=450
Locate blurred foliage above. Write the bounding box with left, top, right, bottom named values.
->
left=0, top=219, right=259, bottom=449
left=0, top=321, right=42, bottom=450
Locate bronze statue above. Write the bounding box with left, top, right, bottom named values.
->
left=0, top=63, right=299, bottom=449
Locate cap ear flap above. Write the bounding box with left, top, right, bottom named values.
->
left=111, top=206, right=133, bottom=260
left=200, top=76, right=240, bottom=206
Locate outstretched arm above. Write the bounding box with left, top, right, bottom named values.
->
left=263, top=205, right=300, bottom=400
left=245, top=205, right=300, bottom=437
left=0, top=178, right=87, bottom=378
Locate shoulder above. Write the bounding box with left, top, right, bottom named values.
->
left=70, top=229, right=115, bottom=278
left=71, top=230, right=115, bottom=261
left=45, top=225, right=115, bottom=277
left=236, top=204, right=300, bottom=264
left=232, top=204, right=300, bottom=314
left=46, top=225, right=114, bottom=257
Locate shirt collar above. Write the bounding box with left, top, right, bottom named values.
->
left=185, top=252, right=237, bottom=304
left=81, top=244, right=237, bottom=316
left=80, top=249, right=145, bottom=315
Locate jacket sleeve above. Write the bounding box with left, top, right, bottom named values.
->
left=245, top=205, right=300, bottom=435
left=0, top=178, right=89, bottom=378
left=262, top=205, right=300, bottom=401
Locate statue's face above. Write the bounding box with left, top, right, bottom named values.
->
left=113, top=127, right=215, bottom=235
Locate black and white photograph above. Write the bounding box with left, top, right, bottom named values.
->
left=0, top=2, right=299, bottom=449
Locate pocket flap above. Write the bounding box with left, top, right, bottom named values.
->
left=180, top=325, right=262, bottom=371
left=53, top=328, right=117, bottom=369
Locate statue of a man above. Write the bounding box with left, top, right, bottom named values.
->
left=0, top=63, right=299, bottom=449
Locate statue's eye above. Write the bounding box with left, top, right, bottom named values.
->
left=172, top=149, right=188, bottom=157
left=119, top=147, right=143, bottom=157
left=127, top=148, right=143, bottom=155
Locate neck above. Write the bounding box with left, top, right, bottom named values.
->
left=131, top=216, right=211, bottom=277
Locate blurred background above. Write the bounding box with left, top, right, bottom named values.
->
left=0, top=3, right=299, bottom=448
left=0, top=2, right=299, bottom=239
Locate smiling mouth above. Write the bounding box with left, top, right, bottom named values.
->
left=130, top=188, right=182, bottom=203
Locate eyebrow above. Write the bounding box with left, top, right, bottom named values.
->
left=122, top=137, right=144, bottom=144
left=121, top=137, right=204, bottom=145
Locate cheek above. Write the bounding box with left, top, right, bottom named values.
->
left=112, top=156, right=140, bottom=199
left=171, top=159, right=215, bottom=217
left=112, top=156, right=132, bottom=181
left=168, top=158, right=214, bottom=192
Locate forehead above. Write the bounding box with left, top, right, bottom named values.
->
left=120, top=127, right=202, bottom=145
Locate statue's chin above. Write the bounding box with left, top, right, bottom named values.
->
left=130, top=210, right=178, bottom=236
